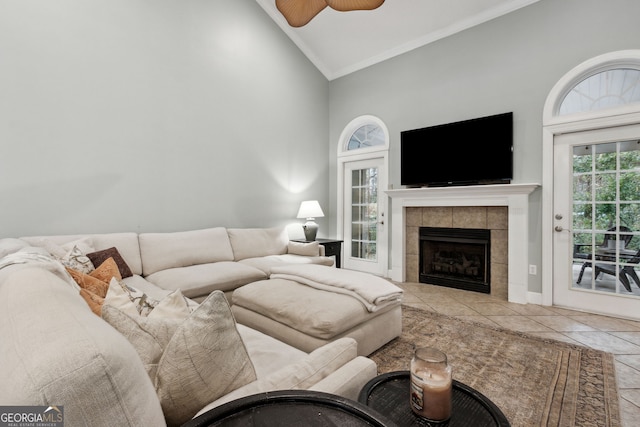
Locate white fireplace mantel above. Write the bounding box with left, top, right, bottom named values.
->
left=386, top=183, right=540, bottom=304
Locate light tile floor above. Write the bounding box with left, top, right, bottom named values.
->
left=398, top=282, right=640, bottom=426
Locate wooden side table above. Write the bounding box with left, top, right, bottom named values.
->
left=294, top=238, right=343, bottom=268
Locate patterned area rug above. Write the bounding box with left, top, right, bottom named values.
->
left=369, top=306, right=620, bottom=427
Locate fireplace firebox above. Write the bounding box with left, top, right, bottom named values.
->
left=420, top=227, right=490, bottom=293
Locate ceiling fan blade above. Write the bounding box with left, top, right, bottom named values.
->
left=275, top=0, right=328, bottom=27
left=325, top=0, right=385, bottom=12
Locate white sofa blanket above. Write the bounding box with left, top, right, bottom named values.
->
left=270, top=264, right=403, bottom=312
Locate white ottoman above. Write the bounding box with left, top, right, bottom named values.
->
left=232, top=277, right=402, bottom=356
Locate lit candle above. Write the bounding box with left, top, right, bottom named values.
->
left=410, top=348, right=452, bottom=422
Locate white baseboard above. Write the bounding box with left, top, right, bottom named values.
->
left=527, top=291, right=543, bottom=305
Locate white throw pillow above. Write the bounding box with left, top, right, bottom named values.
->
left=148, top=289, right=192, bottom=319
left=104, top=278, right=193, bottom=319
left=155, top=291, right=257, bottom=426
left=103, top=291, right=257, bottom=427
left=101, top=305, right=181, bottom=379
left=104, top=278, right=151, bottom=318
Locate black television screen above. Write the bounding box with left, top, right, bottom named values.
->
left=400, top=112, right=513, bottom=187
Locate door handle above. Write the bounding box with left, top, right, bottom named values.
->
left=555, top=226, right=571, bottom=232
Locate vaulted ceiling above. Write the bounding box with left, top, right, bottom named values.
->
left=256, top=0, right=540, bottom=80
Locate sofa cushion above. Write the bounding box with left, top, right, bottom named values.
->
left=145, top=261, right=267, bottom=297
left=227, top=227, right=288, bottom=261
left=233, top=278, right=392, bottom=339
left=87, top=247, right=133, bottom=278
left=0, top=267, right=166, bottom=427
left=195, top=337, right=358, bottom=414
left=239, top=254, right=334, bottom=275
left=309, top=356, right=378, bottom=402
left=0, top=238, right=29, bottom=258
left=155, top=291, right=257, bottom=426
left=139, top=227, right=234, bottom=276
left=236, top=324, right=307, bottom=379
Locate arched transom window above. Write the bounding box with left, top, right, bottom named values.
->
left=338, top=115, right=389, bottom=157
left=347, top=124, right=386, bottom=150
left=560, top=68, right=640, bottom=115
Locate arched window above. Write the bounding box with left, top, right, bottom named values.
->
left=545, top=50, right=640, bottom=122
left=346, top=123, right=386, bottom=150
left=338, top=115, right=389, bottom=157
left=559, top=68, right=640, bottom=115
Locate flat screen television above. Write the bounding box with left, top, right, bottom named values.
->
left=401, top=112, right=513, bottom=187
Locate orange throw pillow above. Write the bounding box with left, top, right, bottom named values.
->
left=67, top=257, right=122, bottom=298
left=68, top=257, right=122, bottom=315
left=80, top=288, right=105, bottom=316
left=89, top=257, right=122, bottom=287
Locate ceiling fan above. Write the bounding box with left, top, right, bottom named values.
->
left=276, top=0, right=385, bottom=27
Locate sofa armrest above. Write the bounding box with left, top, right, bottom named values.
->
left=287, top=241, right=321, bottom=256
left=309, top=356, right=377, bottom=401
left=0, top=268, right=166, bottom=427
left=194, top=337, right=359, bottom=416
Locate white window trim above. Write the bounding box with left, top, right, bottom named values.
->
left=337, top=116, right=390, bottom=260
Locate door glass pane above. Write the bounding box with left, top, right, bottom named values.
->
left=350, top=167, right=378, bottom=261
left=572, top=141, right=640, bottom=295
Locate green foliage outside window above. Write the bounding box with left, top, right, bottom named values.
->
left=572, top=143, right=640, bottom=252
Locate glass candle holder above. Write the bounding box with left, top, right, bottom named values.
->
left=410, top=347, right=452, bottom=422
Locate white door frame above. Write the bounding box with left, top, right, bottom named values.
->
left=542, top=50, right=640, bottom=306
left=337, top=115, right=390, bottom=276
left=341, top=157, right=388, bottom=274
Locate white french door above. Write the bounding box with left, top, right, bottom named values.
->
left=342, top=157, right=388, bottom=275
left=553, top=124, right=640, bottom=319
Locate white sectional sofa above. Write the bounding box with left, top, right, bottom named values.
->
left=20, top=226, right=334, bottom=302
left=0, top=228, right=379, bottom=427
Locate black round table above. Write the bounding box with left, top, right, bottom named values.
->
left=358, top=371, right=510, bottom=426
left=182, top=389, right=399, bottom=427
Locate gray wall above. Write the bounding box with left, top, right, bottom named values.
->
left=0, top=0, right=330, bottom=237
left=327, top=0, right=640, bottom=293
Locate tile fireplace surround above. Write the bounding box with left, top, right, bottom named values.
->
left=412, top=208, right=506, bottom=297
left=387, top=184, right=540, bottom=304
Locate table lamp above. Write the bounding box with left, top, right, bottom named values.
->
left=297, top=200, right=324, bottom=241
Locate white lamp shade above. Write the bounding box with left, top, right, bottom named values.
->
left=297, top=200, right=324, bottom=219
